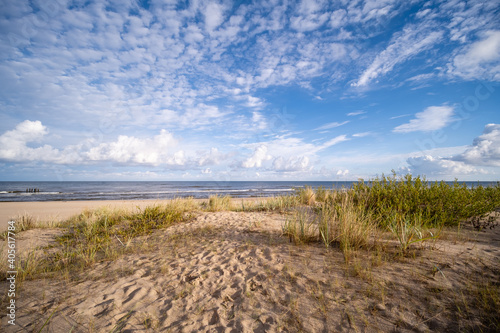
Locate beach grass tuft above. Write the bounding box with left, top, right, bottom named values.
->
left=206, top=194, right=232, bottom=212
left=236, top=195, right=300, bottom=212
left=282, top=208, right=318, bottom=244
left=297, top=186, right=316, bottom=205
left=0, top=213, right=62, bottom=240
left=319, top=194, right=375, bottom=256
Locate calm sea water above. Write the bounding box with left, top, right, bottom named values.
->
left=0, top=181, right=497, bottom=202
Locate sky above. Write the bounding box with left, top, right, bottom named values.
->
left=0, top=0, right=499, bottom=181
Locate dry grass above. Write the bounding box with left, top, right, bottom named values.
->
left=0, top=213, right=62, bottom=240
left=297, top=186, right=316, bottom=206
left=206, top=195, right=232, bottom=212
left=235, top=195, right=300, bottom=212
left=320, top=194, right=376, bottom=255
left=282, top=209, right=318, bottom=244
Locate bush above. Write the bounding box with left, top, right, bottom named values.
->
left=350, top=174, right=500, bottom=228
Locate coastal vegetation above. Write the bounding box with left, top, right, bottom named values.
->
left=1, top=174, right=499, bottom=331
left=2, top=174, right=499, bottom=278
left=288, top=174, right=500, bottom=252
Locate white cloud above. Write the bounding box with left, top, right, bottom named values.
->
left=393, top=105, right=454, bottom=133
left=315, top=121, right=349, bottom=130
left=272, top=156, right=311, bottom=172
left=449, top=30, right=500, bottom=81
left=290, top=13, right=329, bottom=32
left=343, top=0, right=401, bottom=25
left=240, top=133, right=348, bottom=172
left=321, top=135, right=349, bottom=148
left=242, top=145, right=272, bottom=168
left=352, top=132, right=372, bottom=138
left=86, top=129, right=183, bottom=166
left=197, top=148, right=228, bottom=166
left=407, top=73, right=435, bottom=82
left=453, top=123, right=500, bottom=166
left=406, top=155, right=479, bottom=176
left=347, top=110, right=365, bottom=116
left=204, top=2, right=225, bottom=32
left=156, top=103, right=229, bottom=128
left=329, top=9, right=347, bottom=28
left=0, top=120, right=71, bottom=163
left=184, top=24, right=205, bottom=43
left=352, top=27, right=443, bottom=86
left=336, top=169, right=349, bottom=176
left=0, top=120, right=47, bottom=145
left=404, top=124, right=500, bottom=176
left=443, top=1, right=499, bottom=43
left=390, top=114, right=411, bottom=120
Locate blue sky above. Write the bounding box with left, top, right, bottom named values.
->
left=0, top=0, right=499, bottom=181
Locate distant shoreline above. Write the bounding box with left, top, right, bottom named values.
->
left=1, top=180, right=498, bottom=203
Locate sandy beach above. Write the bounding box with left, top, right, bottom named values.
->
left=1, top=196, right=499, bottom=332
left=0, top=198, right=264, bottom=232
left=0, top=200, right=175, bottom=232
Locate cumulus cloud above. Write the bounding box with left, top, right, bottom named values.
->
left=0, top=120, right=225, bottom=168
left=0, top=120, right=69, bottom=163
left=336, top=169, right=349, bottom=176
left=404, top=123, right=500, bottom=176
left=197, top=148, right=229, bottom=166
left=393, top=105, right=454, bottom=133
left=239, top=133, right=348, bottom=172
left=406, top=155, right=478, bottom=176
left=453, top=123, right=500, bottom=166
left=242, top=145, right=272, bottom=168
left=86, top=129, right=183, bottom=166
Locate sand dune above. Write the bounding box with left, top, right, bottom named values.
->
left=1, top=208, right=499, bottom=332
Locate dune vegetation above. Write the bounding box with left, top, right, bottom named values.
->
left=1, top=174, right=499, bottom=332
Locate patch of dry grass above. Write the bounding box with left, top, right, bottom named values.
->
left=206, top=195, right=232, bottom=212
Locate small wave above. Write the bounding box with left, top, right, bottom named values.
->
left=200, top=189, right=250, bottom=193
left=262, top=188, right=294, bottom=192
left=2, top=191, right=62, bottom=196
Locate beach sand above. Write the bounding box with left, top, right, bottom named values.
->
left=1, top=201, right=499, bottom=332
left=0, top=198, right=264, bottom=232
left=0, top=200, right=177, bottom=232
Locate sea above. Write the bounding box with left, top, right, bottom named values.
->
left=0, top=181, right=497, bottom=202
